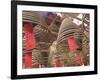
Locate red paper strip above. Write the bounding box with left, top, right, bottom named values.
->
left=55, top=58, right=62, bottom=67
left=77, top=54, right=83, bottom=65
left=24, top=23, right=36, bottom=50
left=33, top=63, right=40, bottom=68
left=24, top=52, right=32, bottom=68
left=67, top=36, right=78, bottom=53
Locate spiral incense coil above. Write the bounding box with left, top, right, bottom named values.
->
left=57, top=18, right=80, bottom=45
left=23, top=11, right=41, bottom=25
left=22, top=11, right=48, bottom=28
left=56, top=18, right=84, bottom=66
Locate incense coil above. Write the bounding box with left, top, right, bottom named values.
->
left=57, top=18, right=80, bottom=45
left=22, top=11, right=48, bottom=28
left=55, top=18, right=84, bottom=66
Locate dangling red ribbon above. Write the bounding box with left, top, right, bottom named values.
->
left=24, top=23, right=36, bottom=50
left=24, top=52, right=32, bottom=68
left=55, top=58, right=62, bottom=67
left=77, top=54, right=83, bottom=65
left=67, top=36, right=78, bottom=53
left=33, top=63, right=41, bottom=68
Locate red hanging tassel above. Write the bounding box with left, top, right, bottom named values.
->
left=55, top=58, right=62, bottom=67
left=24, top=52, right=32, bottom=68
left=67, top=36, right=78, bottom=53
left=77, top=54, right=83, bottom=65
left=24, top=23, right=36, bottom=50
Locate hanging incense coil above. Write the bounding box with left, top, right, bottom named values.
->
left=22, top=11, right=48, bottom=28
left=56, top=18, right=84, bottom=66
left=22, top=11, right=41, bottom=25
left=22, top=11, right=59, bottom=37
left=57, top=18, right=81, bottom=45
left=22, top=11, right=60, bottom=68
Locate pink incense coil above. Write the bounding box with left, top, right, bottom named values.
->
left=67, top=36, right=78, bottom=53
left=24, top=23, right=36, bottom=50
left=24, top=52, right=32, bottom=68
